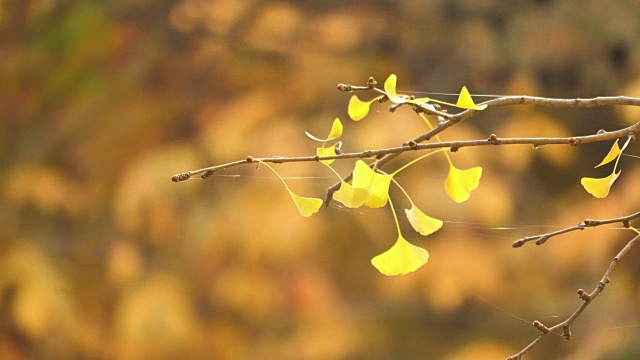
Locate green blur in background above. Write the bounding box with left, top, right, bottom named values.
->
left=1, top=1, right=640, bottom=359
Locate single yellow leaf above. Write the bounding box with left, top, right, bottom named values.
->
left=371, top=235, right=429, bottom=275
left=405, top=205, right=443, bottom=236
left=581, top=171, right=620, bottom=198
left=445, top=164, right=482, bottom=203
left=332, top=181, right=371, bottom=208
left=290, top=192, right=323, bottom=217
left=327, top=118, right=343, bottom=140
left=348, top=95, right=380, bottom=121
left=316, top=144, right=337, bottom=164
left=456, top=86, right=487, bottom=110
left=305, top=118, right=343, bottom=141
left=352, top=160, right=392, bottom=208
left=384, top=74, right=403, bottom=103
left=257, top=160, right=323, bottom=217
left=595, top=140, right=622, bottom=168
left=383, top=74, right=432, bottom=105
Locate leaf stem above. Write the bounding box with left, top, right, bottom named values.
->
left=390, top=177, right=414, bottom=206
left=320, top=161, right=345, bottom=182
left=418, top=113, right=453, bottom=166
left=613, top=136, right=632, bottom=173
left=256, top=160, right=294, bottom=195
left=387, top=197, right=402, bottom=236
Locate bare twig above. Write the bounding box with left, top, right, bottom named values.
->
left=512, top=211, right=640, bottom=247
left=507, top=233, right=640, bottom=360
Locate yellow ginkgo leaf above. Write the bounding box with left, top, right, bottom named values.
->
left=445, top=164, right=482, bottom=203
left=257, top=160, right=323, bottom=217
left=327, top=118, right=343, bottom=140
left=384, top=74, right=405, bottom=103
left=382, top=74, right=431, bottom=104
left=371, top=235, right=429, bottom=276
left=305, top=118, right=343, bottom=142
left=456, top=86, right=487, bottom=110
left=595, top=140, right=622, bottom=168
left=290, top=192, right=323, bottom=217
left=352, top=160, right=392, bottom=208
left=333, top=181, right=371, bottom=208
left=405, top=205, right=443, bottom=236
left=581, top=171, right=621, bottom=198
left=316, top=144, right=337, bottom=164
left=348, top=95, right=380, bottom=121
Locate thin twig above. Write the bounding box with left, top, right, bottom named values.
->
left=456, top=96, right=640, bottom=122
left=512, top=211, right=640, bottom=247
left=507, top=233, right=640, bottom=360
left=171, top=123, right=640, bottom=183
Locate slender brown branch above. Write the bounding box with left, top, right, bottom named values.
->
left=512, top=211, right=640, bottom=247
left=507, top=233, right=640, bottom=360
left=457, top=96, right=640, bottom=122
left=171, top=127, right=638, bottom=183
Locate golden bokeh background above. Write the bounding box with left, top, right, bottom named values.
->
left=2, top=1, right=640, bottom=359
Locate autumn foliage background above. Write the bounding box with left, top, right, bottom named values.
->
left=2, top=1, right=640, bottom=359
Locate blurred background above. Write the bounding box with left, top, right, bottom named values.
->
left=2, top=0, right=640, bottom=359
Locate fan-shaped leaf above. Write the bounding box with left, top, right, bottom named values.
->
left=456, top=86, right=487, bottom=110
left=382, top=74, right=431, bottom=104
left=290, top=193, right=323, bottom=217
left=257, top=160, right=323, bottom=217
left=327, top=118, right=343, bottom=140
left=405, top=205, right=443, bottom=236
left=305, top=118, right=343, bottom=142
left=332, top=182, right=371, bottom=208
left=371, top=235, right=429, bottom=276
left=352, top=160, right=392, bottom=208
left=595, top=140, right=622, bottom=168
left=348, top=95, right=380, bottom=121
left=581, top=171, right=620, bottom=198
left=445, top=164, right=482, bottom=203
left=384, top=74, right=404, bottom=103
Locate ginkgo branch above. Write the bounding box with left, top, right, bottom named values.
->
left=171, top=124, right=639, bottom=183
left=172, top=77, right=640, bottom=185
left=507, top=233, right=640, bottom=360
left=170, top=75, right=640, bottom=358
left=338, top=78, right=640, bottom=122
left=512, top=211, right=640, bottom=247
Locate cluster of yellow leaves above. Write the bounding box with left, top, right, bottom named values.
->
left=340, top=75, right=486, bottom=275
left=267, top=74, right=489, bottom=276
